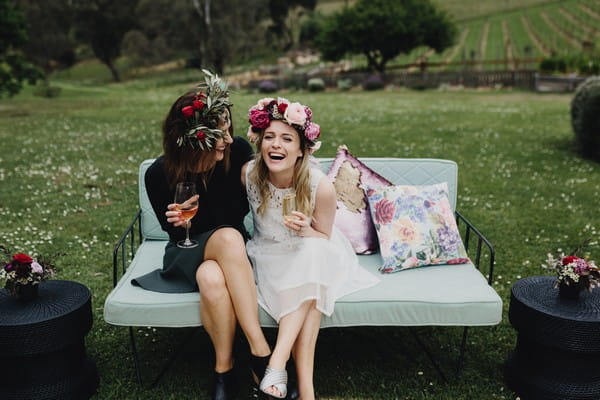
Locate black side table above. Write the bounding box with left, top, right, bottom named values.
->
left=0, top=280, right=99, bottom=400
left=505, top=276, right=600, bottom=400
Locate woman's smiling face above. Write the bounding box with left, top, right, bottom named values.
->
left=260, top=120, right=303, bottom=174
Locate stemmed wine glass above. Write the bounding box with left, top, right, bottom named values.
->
left=174, top=182, right=199, bottom=248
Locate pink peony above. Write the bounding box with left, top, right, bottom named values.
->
left=249, top=109, right=270, bottom=129
left=304, top=122, right=320, bottom=141
left=257, top=97, right=275, bottom=110
left=374, top=199, right=395, bottom=225
left=284, top=102, right=307, bottom=126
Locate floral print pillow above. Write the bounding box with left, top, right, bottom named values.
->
left=365, top=183, right=470, bottom=273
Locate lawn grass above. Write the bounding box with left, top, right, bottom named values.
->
left=1, top=80, right=599, bottom=399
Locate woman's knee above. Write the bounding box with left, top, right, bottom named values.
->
left=196, top=261, right=227, bottom=301
left=207, top=227, right=245, bottom=253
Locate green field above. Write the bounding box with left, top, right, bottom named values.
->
left=1, top=76, right=599, bottom=399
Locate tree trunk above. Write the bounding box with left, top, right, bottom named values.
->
left=105, top=59, right=120, bottom=82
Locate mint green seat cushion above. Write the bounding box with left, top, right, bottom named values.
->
left=103, top=241, right=502, bottom=328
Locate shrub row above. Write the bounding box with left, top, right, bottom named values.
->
left=256, top=75, right=386, bottom=93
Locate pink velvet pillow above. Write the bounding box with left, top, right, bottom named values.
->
left=327, top=146, right=392, bottom=254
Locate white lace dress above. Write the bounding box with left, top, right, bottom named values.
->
left=246, top=161, right=380, bottom=322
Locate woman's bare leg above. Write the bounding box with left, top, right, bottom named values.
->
left=292, top=305, right=321, bottom=400
left=264, top=300, right=315, bottom=397
left=204, top=228, right=270, bottom=357
left=196, top=260, right=236, bottom=372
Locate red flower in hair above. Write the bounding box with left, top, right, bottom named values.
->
left=192, top=100, right=205, bottom=110
left=196, top=131, right=206, bottom=141
left=181, top=106, right=194, bottom=118
left=277, top=102, right=288, bottom=114
left=12, top=253, right=33, bottom=264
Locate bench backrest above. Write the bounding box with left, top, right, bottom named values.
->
left=139, top=158, right=458, bottom=240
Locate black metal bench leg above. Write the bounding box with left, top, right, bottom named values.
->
left=408, top=327, right=448, bottom=383
left=148, top=328, right=200, bottom=389
left=129, top=327, right=143, bottom=386
left=456, top=327, right=468, bottom=376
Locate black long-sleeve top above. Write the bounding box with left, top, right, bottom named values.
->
left=144, top=137, right=254, bottom=242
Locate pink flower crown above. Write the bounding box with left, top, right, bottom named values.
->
left=247, top=97, right=321, bottom=149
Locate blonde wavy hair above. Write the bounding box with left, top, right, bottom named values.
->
left=250, top=128, right=313, bottom=216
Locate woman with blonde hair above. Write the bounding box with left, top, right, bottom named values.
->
left=245, top=97, right=379, bottom=399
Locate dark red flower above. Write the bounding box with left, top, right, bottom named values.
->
left=562, top=255, right=580, bottom=265
left=4, top=263, right=14, bottom=272
left=196, top=131, right=206, bottom=141
left=192, top=100, right=205, bottom=110
left=277, top=102, right=288, bottom=114
left=12, top=253, right=33, bottom=264
left=249, top=109, right=270, bottom=129
left=181, top=106, right=194, bottom=118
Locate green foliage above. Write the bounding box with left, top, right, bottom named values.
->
left=73, top=0, right=138, bottom=82
left=540, top=54, right=600, bottom=75
left=33, top=80, right=61, bottom=98
left=571, top=76, right=600, bottom=161
left=316, top=0, right=457, bottom=72
left=17, top=0, right=76, bottom=72
left=336, top=78, right=353, bottom=91
left=307, top=77, right=325, bottom=92
left=0, top=0, right=42, bottom=97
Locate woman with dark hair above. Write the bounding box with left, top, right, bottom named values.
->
left=132, top=71, right=271, bottom=400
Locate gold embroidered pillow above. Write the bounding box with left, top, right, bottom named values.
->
left=326, top=146, right=392, bottom=254
left=365, top=183, right=469, bottom=273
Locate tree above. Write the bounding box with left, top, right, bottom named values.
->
left=18, top=0, right=76, bottom=73
left=316, top=0, right=456, bottom=73
left=267, top=0, right=317, bottom=50
left=73, top=0, right=138, bottom=82
left=0, top=0, right=42, bottom=97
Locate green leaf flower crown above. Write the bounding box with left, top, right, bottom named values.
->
left=177, top=69, right=232, bottom=151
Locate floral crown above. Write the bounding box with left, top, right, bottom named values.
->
left=177, top=69, right=232, bottom=151
left=247, top=97, right=321, bottom=150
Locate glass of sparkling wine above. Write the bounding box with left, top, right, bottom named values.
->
left=174, top=182, right=199, bottom=248
left=282, top=193, right=296, bottom=222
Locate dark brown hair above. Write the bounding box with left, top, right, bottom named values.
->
left=162, top=91, right=233, bottom=187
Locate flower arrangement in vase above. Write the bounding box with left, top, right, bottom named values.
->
left=0, top=245, right=56, bottom=301
left=542, top=242, right=599, bottom=300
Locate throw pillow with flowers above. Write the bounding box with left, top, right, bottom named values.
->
left=542, top=241, right=599, bottom=292
left=0, top=245, right=56, bottom=296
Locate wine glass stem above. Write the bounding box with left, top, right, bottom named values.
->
left=185, top=223, right=191, bottom=244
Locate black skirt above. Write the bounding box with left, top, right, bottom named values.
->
left=131, top=227, right=224, bottom=293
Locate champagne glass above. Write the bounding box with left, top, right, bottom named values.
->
left=282, top=193, right=296, bottom=222
left=174, top=182, right=199, bottom=248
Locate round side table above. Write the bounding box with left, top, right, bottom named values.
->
left=0, top=280, right=99, bottom=400
left=505, top=276, right=600, bottom=400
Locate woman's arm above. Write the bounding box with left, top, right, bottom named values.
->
left=284, top=178, right=337, bottom=239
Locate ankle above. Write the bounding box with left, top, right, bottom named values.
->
left=214, top=360, right=234, bottom=373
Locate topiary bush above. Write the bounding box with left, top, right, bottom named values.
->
left=258, top=80, right=278, bottom=93
left=337, top=78, right=353, bottom=91
left=571, top=76, right=600, bottom=161
left=362, top=75, right=384, bottom=91
left=307, top=78, right=325, bottom=92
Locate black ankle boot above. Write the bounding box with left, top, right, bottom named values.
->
left=212, top=368, right=239, bottom=400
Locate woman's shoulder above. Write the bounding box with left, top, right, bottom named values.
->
left=231, top=137, right=254, bottom=160
left=145, top=156, right=166, bottom=179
